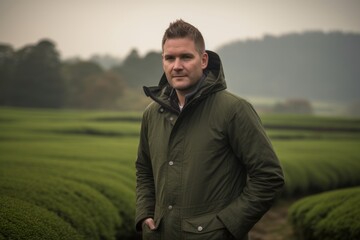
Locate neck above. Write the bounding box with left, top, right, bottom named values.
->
left=176, top=92, right=186, bottom=107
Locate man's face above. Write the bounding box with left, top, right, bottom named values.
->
left=162, top=38, right=208, bottom=94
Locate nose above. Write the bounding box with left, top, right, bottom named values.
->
left=173, top=58, right=183, bottom=71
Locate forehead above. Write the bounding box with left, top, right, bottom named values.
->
left=163, top=38, right=197, bottom=55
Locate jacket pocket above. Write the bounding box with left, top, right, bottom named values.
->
left=182, top=212, right=233, bottom=240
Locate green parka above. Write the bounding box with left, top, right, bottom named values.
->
left=135, top=51, right=284, bottom=240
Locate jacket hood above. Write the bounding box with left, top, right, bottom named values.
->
left=143, top=50, right=227, bottom=111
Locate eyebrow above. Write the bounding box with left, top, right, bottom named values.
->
left=163, top=53, right=194, bottom=58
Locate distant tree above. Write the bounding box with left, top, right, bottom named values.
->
left=61, top=60, right=104, bottom=108
left=89, top=54, right=122, bottom=70
left=62, top=60, right=127, bottom=109
left=123, top=48, right=140, bottom=66
left=142, top=51, right=163, bottom=85
left=273, top=99, right=313, bottom=114
left=79, top=71, right=126, bottom=109
left=111, top=49, right=162, bottom=88
left=0, top=44, right=15, bottom=105
left=9, top=39, right=65, bottom=108
left=217, top=31, right=360, bottom=104
left=112, top=49, right=141, bottom=88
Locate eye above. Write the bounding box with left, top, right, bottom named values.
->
left=181, top=54, right=193, bottom=60
left=164, top=55, right=175, bottom=61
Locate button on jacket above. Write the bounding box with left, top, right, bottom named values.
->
left=135, top=51, right=285, bottom=240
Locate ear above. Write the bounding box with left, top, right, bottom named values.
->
left=201, top=52, right=208, bottom=69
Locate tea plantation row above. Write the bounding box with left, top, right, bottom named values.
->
left=289, top=186, right=360, bottom=240
left=0, top=107, right=359, bottom=239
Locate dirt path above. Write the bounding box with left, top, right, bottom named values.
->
left=249, top=200, right=296, bottom=240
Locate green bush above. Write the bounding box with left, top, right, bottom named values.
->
left=289, top=187, right=360, bottom=240
left=0, top=196, right=82, bottom=240
left=0, top=172, right=121, bottom=240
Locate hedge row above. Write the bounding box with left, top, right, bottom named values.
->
left=289, top=187, right=360, bottom=240
left=0, top=196, right=82, bottom=240
left=0, top=169, right=121, bottom=240
left=273, top=140, right=360, bottom=197
left=0, top=144, right=137, bottom=239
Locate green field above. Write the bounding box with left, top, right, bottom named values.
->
left=1, top=107, right=360, bottom=239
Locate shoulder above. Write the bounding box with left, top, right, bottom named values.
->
left=212, top=91, right=261, bottom=123
left=141, top=101, right=161, bottom=122
left=143, top=101, right=160, bottom=115
left=214, top=90, right=254, bottom=111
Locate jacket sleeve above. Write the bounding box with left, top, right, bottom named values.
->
left=135, top=110, right=155, bottom=231
left=217, top=100, right=285, bottom=239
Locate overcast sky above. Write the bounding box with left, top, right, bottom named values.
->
left=1, top=0, right=359, bottom=59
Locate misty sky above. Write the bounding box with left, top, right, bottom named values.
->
left=1, top=0, right=359, bottom=59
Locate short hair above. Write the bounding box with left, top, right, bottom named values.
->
left=162, top=19, right=205, bottom=54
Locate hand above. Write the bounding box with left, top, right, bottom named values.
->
left=143, top=218, right=156, bottom=230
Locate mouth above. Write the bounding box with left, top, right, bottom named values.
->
left=172, top=75, right=186, bottom=79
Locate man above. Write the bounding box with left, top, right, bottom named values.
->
left=135, top=19, right=284, bottom=240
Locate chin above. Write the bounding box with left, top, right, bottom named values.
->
left=172, top=82, right=190, bottom=90
left=174, top=84, right=195, bottom=92
left=173, top=86, right=188, bottom=91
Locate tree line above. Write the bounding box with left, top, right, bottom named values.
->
left=0, top=39, right=162, bottom=110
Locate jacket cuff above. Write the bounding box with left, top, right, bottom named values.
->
left=135, top=218, right=145, bottom=232
left=135, top=211, right=154, bottom=232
